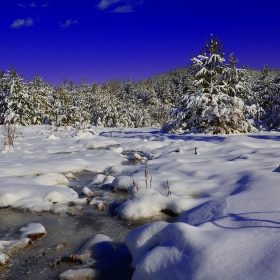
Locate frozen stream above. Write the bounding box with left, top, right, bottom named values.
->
left=0, top=171, right=174, bottom=280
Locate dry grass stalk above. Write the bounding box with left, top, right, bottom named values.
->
left=166, top=180, right=171, bottom=197
left=131, top=174, right=139, bottom=191
left=145, top=163, right=148, bottom=188
left=131, top=163, right=152, bottom=191
left=145, top=162, right=153, bottom=188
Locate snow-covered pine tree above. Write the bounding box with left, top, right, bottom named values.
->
left=65, top=80, right=91, bottom=125
left=90, top=80, right=122, bottom=127
left=0, top=70, right=10, bottom=124
left=226, top=53, right=250, bottom=98
left=225, top=54, right=259, bottom=132
left=253, top=66, right=280, bottom=129
left=163, top=35, right=245, bottom=134
left=52, top=79, right=77, bottom=126
left=243, top=65, right=270, bottom=127
left=25, top=75, right=55, bottom=125
left=0, top=67, right=34, bottom=125
left=138, top=80, right=168, bottom=126
left=270, top=76, right=280, bottom=129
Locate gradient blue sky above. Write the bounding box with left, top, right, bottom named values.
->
left=1, top=0, right=280, bottom=85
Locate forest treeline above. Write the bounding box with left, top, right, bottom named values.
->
left=0, top=66, right=190, bottom=127
left=1, top=36, right=280, bottom=133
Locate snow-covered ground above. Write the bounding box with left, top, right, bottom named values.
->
left=1, top=125, right=280, bottom=279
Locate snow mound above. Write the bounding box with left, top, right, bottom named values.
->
left=45, top=134, right=60, bottom=140
left=0, top=193, right=16, bottom=206
left=116, top=188, right=207, bottom=219
left=45, top=190, right=77, bottom=204
left=59, top=268, right=101, bottom=280
left=1, top=145, right=14, bottom=153
left=105, top=165, right=124, bottom=176
left=75, top=138, right=119, bottom=149
left=112, top=176, right=135, bottom=192
left=82, top=186, right=94, bottom=196
left=20, top=223, right=46, bottom=238
left=0, top=176, right=78, bottom=211
left=33, top=173, right=69, bottom=185
left=0, top=252, right=9, bottom=265
left=76, top=234, right=115, bottom=261
left=103, top=175, right=115, bottom=185
left=73, top=130, right=96, bottom=139
left=92, top=174, right=106, bottom=185
left=126, top=221, right=280, bottom=280
left=111, top=147, right=123, bottom=154
left=0, top=239, right=30, bottom=255
left=65, top=172, right=76, bottom=179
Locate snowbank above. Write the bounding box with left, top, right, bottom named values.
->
left=126, top=221, right=280, bottom=280
left=0, top=175, right=78, bottom=211
left=112, top=176, right=135, bottom=192
left=76, top=234, right=115, bottom=261
left=20, top=223, right=46, bottom=238
left=59, top=268, right=101, bottom=280
left=116, top=188, right=207, bottom=219
left=32, top=173, right=69, bottom=185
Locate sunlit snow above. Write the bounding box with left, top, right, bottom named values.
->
left=1, top=125, right=280, bottom=279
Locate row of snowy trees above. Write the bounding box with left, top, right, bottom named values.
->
left=0, top=66, right=189, bottom=128
left=1, top=35, right=280, bottom=133
left=0, top=72, right=143, bottom=127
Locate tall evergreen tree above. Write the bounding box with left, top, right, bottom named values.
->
left=163, top=35, right=245, bottom=134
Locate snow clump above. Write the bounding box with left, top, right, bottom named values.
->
left=0, top=252, right=9, bottom=265
left=116, top=188, right=208, bottom=219
left=59, top=268, right=101, bottom=280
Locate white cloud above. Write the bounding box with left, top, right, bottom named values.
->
left=41, top=3, right=49, bottom=8
left=113, top=5, right=133, bottom=13
left=98, top=0, right=120, bottom=10
left=18, top=2, right=49, bottom=8
left=60, top=19, right=78, bottom=28
left=97, top=0, right=143, bottom=12
left=10, top=18, right=34, bottom=29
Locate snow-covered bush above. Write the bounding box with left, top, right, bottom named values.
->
left=164, top=92, right=244, bottom=134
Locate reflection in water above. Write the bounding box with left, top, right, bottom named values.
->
left=0, top=171, right=174, bottom=280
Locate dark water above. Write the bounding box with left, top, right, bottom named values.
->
left=0, top=171, right=173, bottom=280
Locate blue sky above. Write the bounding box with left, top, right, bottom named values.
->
left=1, top=0, right=280, bottom=85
